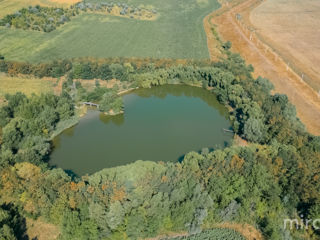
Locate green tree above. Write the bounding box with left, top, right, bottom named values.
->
left=106, top=201, right=125, bottom=230
left=99, top=92, right=123, bottom=114
left=243, top=117, right=266, bottom=142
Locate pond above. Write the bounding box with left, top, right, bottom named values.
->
left=50, top=85, right=232, bottom=175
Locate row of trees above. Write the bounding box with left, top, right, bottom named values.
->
left=0, top=58, right=211, bottom=78
left=74, top=1, right=157, bottom=19
left=0, top=54, right=319, bottom=239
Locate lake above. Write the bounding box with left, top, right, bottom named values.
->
left=50, top=85, right=232, bottom=175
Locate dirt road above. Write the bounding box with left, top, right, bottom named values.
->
left=208, top=0, right=320, bottom=135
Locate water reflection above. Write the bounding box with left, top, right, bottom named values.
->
left=99, top=113, right=125, bottom=126
left=50, top=85, right=232, bottom=175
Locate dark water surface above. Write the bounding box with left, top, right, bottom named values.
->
left=50, top=85, right=232, bottom=175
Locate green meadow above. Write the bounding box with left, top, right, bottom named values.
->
left=0, top=0, right=220, bottom=62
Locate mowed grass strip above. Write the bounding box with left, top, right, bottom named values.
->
left=0, top=0, right=220, bottom=62
left=0, top=73, right=56, bottom=98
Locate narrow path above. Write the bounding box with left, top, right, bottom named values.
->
left=207, top=0, right=320, bottom=135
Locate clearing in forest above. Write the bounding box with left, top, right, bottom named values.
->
left=0, top=73, right=58, bottom=99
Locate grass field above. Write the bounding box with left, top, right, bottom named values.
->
left=0, top=73, right=56, bottom=99
left=0, top=0, right=220, bottom=62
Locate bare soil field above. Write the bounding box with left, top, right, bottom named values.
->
left=210, top=0, right=320, bottom=135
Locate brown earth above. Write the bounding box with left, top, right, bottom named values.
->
left=210, top=0, right=320, bottom=135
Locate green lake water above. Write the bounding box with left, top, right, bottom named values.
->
left=50, top=85, right=232, bottom=175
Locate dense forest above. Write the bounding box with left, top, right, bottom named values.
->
left=0, top=51, right=320, bottom=239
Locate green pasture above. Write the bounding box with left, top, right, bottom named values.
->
left=0, top=0, right=220, bottom=62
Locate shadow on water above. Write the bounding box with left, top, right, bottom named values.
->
left=99, top=112, right=125, bottom=126
left=176, top=143, right=231, bottom=164
left=177, top=154, right=185, bottom=163
left=131, top=84, right=230, bottom=119
left=64, top=169, right=79, bottom=180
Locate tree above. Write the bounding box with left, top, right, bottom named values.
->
left=222, top=41, right=232, bottom=50
left=106, top=201, right=125, bottom=230
left=61, top=209, right=98, bottom=240
left=0, top=204, right=26, bottom=240
left=255, top=76, right=274, bottom=94
left=98, top=64, right=112, bottom=80
left=0, top=107, right=10, bottom=127
left=243, top=117, right=266, bottom=142
left=99, top=91, right=123, bottom=114
left=110, top=63, right=126, bottom=80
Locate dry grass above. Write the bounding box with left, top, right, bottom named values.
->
left=210, top=0, right=320, bottom=135
left=215, top=222, right=263, bottom=240
left=146, top=222, right=261, bottom=240
left=75, top=78, right=119, bottom=92
left=251, top=0, right=320, bottom=92
left=26, top=217, right=60, bottom=240
left=49, top=0, right=80, bottom=4
left=0, top=73, right=57, bottom=99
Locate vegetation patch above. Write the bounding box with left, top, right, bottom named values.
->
left=74, top=1, right=158, bottom=21
left=167, top=228, right=245, bottom=240
left=0, top=5, right=77, bottom=32
left=0, top=0, right=74, bottom=18
left=0, top=2, right=157, bottom=32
